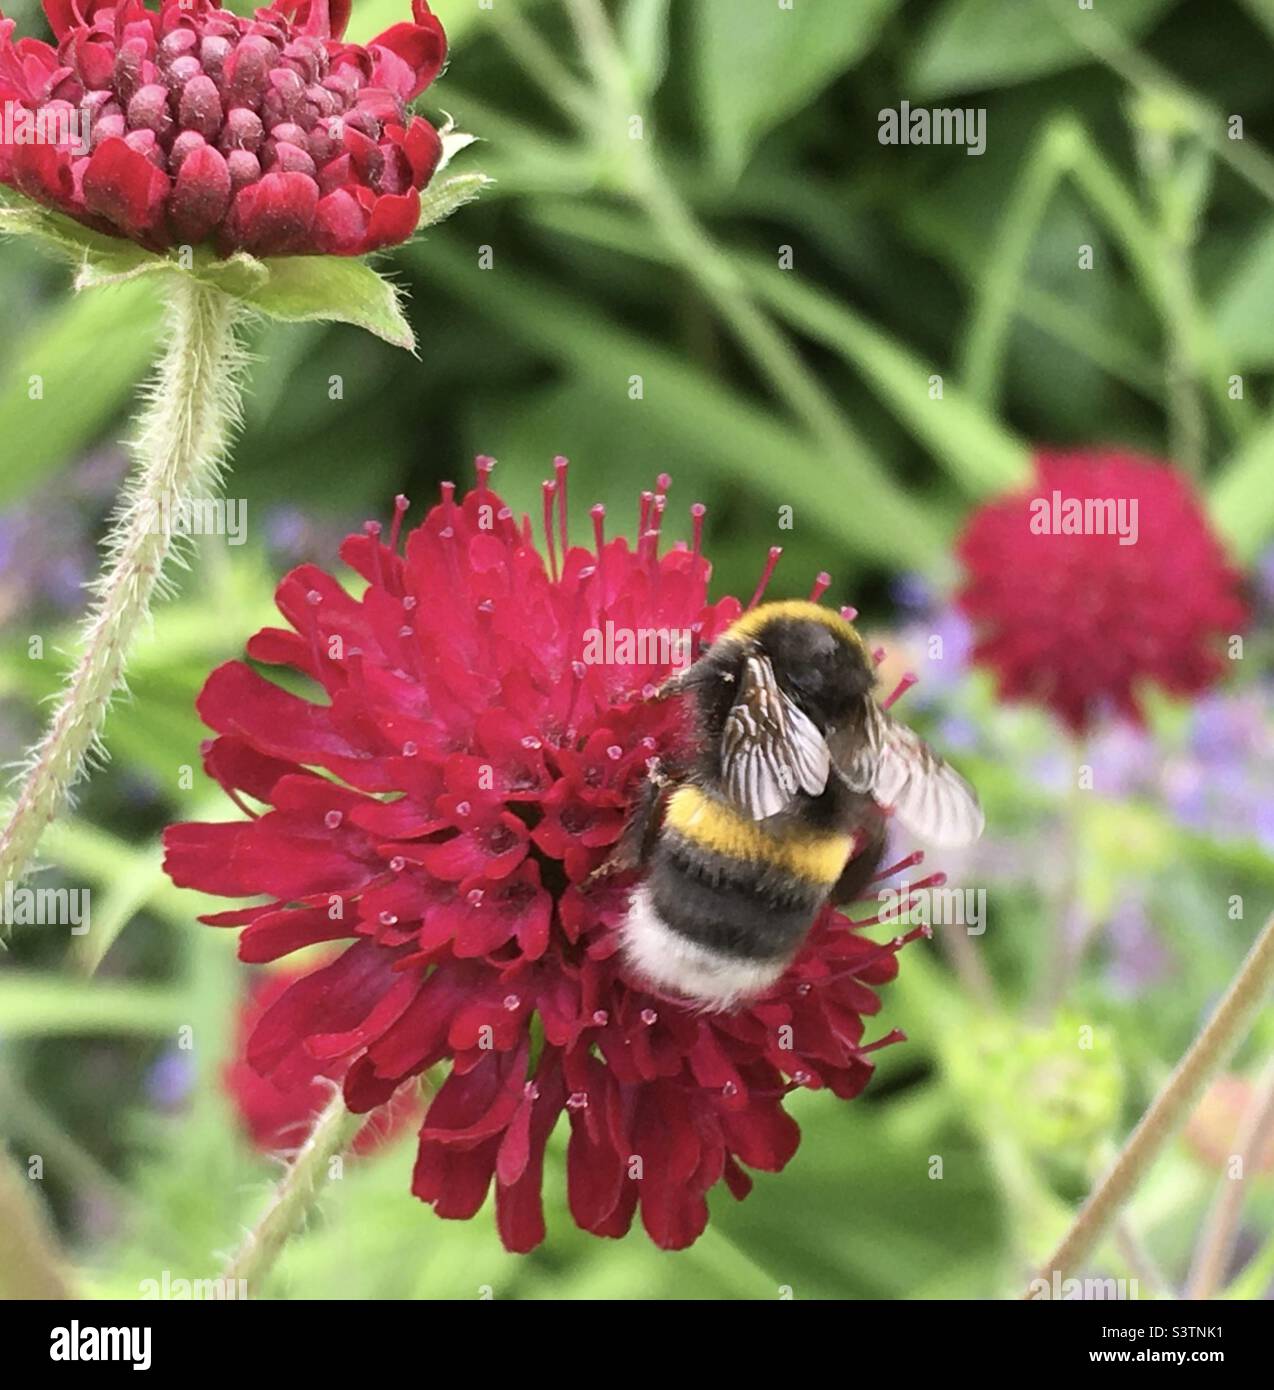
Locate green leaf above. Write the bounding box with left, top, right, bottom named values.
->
left=0, top=974, right=184, bottom=1037
left=697, top=0, right=900, bottom=180
left=908, top=0, right=1180, bottom=97
left=2, top=190, right=416, bottom=348
left=0, top=279, right=164, bottom=506
left=1213, top=218, right=1274, bottom=370
left=233, top=255, right=416, bottom=350
left=417, top=170, right=495, bottom=230
left=1210, top=416, right=1274, bottom=564
left=0, top=193, right=154, bottom=265
left=73, top=250, right=176, bottom=292
left=189, top=250, right=271, bottom=299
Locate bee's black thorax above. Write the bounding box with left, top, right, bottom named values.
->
left=683, top=612, right=876, bottom=794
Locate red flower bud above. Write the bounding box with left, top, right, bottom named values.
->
left=127, top=82, right=175, bottom=140
left=178, top=74, right=223, bottom=141
left=226, top=148, right=261, bottom=194
left=169, top=130, right=207, bottom=178
left=226, top=168, right=318, bottom=255
left=82, top=135, right=169, bottom=234
left=171, top=142, right=231, bottom=244
left=4, top=0, right=448, bottom=256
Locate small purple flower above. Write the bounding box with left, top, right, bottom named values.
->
left=146, top=1048, right=195, bottom=1110
left=1104, top=897, right=1173, bottom=999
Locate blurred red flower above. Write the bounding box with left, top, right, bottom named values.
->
left=225, top=966, right=419, bottom=1155
left=957, top=451, right=1247, bottom=733
left=0, top=0, right=446, bottom=255
left=165, top=462, right=926, bottom=1252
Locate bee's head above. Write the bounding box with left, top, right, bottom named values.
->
left=757, top=615, right=874, bottom=728
left=721, top=601, right=875, bottom=729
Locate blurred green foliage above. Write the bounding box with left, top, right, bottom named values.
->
left=2, top=0, right=1273, bottom=1300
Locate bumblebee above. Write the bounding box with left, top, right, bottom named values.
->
left=612, top=600, right=984, bottom=1011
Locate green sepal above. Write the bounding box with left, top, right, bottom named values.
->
left=229, top=253, right=415, bottom=349
left=417, top=170, right=495, bottom=231
left=0, top=192, right=414, bottom=349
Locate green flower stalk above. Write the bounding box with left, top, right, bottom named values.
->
left=0, top=278, right=245, bottom=892
left=221, top=1090, right=364, bottom=1294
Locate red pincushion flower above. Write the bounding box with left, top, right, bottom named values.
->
left=164, top=461, right=930, bottom=1252
left=225, top=966, right=420, bottom=1155
left=957, top=450, right=1247, bottom=734
left=0, top=0, right=446, bottom=255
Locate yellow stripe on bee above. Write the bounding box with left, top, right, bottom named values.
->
left=723, top=600, right=866, bottom=651
left=664, top=785, right=853, bottom=885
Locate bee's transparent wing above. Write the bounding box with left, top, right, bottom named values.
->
left=836, top=700, right=984, bottom=848
left=721, top=653, right=830, bottom=820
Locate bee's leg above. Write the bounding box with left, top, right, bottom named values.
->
left=587, top=762, right=673, bottom=882
left=829, top=812, right=888, bottom=908
left=649, top=666, right=694, bottom=701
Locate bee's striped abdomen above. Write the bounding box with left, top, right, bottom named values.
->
left=662, top=785, right=851, bottom=884
left=620, top=785, right=854, bottom=1010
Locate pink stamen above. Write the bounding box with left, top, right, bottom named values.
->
left=748, top=546, right=783, bottom=610
left=649, top=494, right=667, bottom=553
left=690, top=503, right=705, bottom=560
left=562, top=657, right=588, bottom=740
left=858, top=1027, right=907, bottom=1055
left=818, top=923, right=931, bottom=985
left=363, top=519, right=383, bottom=588
left=882, top=672, right=918, bottom=709
left=554, top=456, right=569, bottom=558
left=224, top=785, right=260, bottom=820
left=304, top=615, right=327, bottom=681
left=638, top=490, right=653, bottom=536
left=841, top=605, right=858, bottom=623
left=858, top=897, right=917, bottom=929
left=591, top=502, right=606, bottom=556
left=872, top=646, right=887, bottom=666
left=867, top=872, right=949, bottom=928
left=542, top=480, right=559, bottom=582
left=475, top=454, right=495, bottom=491
left=872, top=850, right=925, bottom=882
left=655, top=472, right=671, bottom=496
left=809, top=571, right=831, bottom=602
left=389, top=493, right=409, bottom=553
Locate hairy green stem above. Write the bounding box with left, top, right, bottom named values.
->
left=221, top=1091, right=364, bottom=1293
left=1026, top=911, right=1274, bottom=1297
left=0, top=277, right=245, bottom=896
